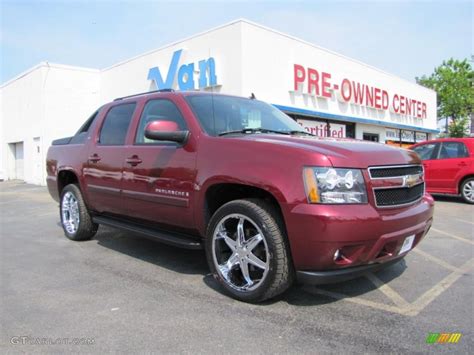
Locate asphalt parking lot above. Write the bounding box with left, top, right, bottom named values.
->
left=1, top=181, right=472, bottom=353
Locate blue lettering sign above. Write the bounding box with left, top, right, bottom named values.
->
left=178, top=63, right=195, bottom=90
left=148, top=50, right=217, bottom=91
left=198, top=58, right=217, bottom=88
left=147, top=49, right=182, bottom=90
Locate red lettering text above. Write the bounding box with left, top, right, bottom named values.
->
left=294, top=64, right=305, bottom=91
left=322, top=72, right=332, bottom=98
left=307, top=68, right=320, bottom=96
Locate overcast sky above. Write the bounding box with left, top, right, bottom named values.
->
left=1, top=0, right=472, bottom=84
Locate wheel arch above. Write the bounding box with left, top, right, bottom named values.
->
left=201, top=182, right=288, bottom=238
left=57, top=169, right=80, bottom=196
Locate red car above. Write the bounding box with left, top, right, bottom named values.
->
left=46, top=90, right=434, bottom=302
left=411, top=138, right=474, bottom=204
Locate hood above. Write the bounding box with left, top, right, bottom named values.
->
left=233, top=134, right=420, bottom=168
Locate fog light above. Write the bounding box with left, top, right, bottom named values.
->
left=333, top=248, right=352, bottom=265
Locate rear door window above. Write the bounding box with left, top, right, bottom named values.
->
left=99, top=103, right=136, bottom=145
left=70, top=109, right=101, bottom=144
left=438, top=142, right=469, bottom=159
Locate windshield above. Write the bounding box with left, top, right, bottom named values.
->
left=185, top=94, right=306, bottom=136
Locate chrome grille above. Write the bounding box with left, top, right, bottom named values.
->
left=369, top=164, right=424, bottom=208
left=374, top=183, right=425, bottom=207
left=369, top=165, right=423, bottom=178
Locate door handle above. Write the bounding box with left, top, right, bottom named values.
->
left=126, top=156, right=142, bottom=166
left=458, top=162, right=467, bottom=167
left=88, top=154, right=101, bottom=163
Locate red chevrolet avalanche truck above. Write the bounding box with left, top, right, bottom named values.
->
left=46, top=90, right=434, bottom=302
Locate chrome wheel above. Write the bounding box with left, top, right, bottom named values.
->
left=212, top=214, right=269, bottom=292
left=463, top=180, right=474, bottom=202
left=61, top=191, right=80, bottom=234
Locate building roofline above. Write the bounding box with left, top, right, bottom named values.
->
left=102, top=18, right=435, bottom=94
left=2, top=19, right=436, bottom=95
left=101, top=18, right=245, bottom=72
left=1, top=61, right=99, bottom=89
left=238, top=19, right=436, bottom=94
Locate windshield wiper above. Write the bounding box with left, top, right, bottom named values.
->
left=289, top=130, right=315, bottom=136
left=218, top=128, right=291, bottom=136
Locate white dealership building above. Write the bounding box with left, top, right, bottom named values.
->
left=0, top=19, right=437, bottom=185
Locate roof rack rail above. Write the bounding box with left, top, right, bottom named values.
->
left=113, top=89, right=175, bottom=101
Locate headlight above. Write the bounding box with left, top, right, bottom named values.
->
left=303, top=167, right=368, bottom=204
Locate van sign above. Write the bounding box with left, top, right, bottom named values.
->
left=147, top=49, right=217, bottom=91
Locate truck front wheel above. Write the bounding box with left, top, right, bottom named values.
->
left=205, top=199, right=294, bottom=303
left=60, top=184, right=98, bottom=241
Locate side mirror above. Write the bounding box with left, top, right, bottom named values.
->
left=144, top=120, right=189, bottom=144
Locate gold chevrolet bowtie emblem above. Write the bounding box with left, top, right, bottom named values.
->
left=404, top=174, right=420, bottom=188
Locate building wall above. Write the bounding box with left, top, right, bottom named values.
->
left=100, top=21, right=244, bottom=103
left=239, top=21, right=437, bottom=133
left=0, top=64, right=100, bottom=185
left=0, top=20, right=438, bottom=186
left=1, top=66, right=44, bottom=184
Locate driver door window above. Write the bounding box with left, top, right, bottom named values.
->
left=135, top=99, right=187, bottom=144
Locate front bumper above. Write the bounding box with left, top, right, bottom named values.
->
left=296, top=256, right=404, bottom=285
left=283, top=194, right=434, bottom=271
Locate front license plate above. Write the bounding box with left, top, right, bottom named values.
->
left=399, top=235, right=415, bottom=254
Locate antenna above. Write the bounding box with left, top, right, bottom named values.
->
left=209, top=48, right=216, bottom=135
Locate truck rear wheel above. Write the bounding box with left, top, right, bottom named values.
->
left=60, top=184, right=98, bottom=241
left=205, top=199, right=294, bottom=303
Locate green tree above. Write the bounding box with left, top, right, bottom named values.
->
left=448, top=116, right=469, bottom=137
left=416, top=58, right=474, bottom=137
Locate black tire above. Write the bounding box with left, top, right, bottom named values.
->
left=460, top=178, right=474, bottom=204
left=205, top=198, right=294, bottom=303
left=60, top=184, right=98, bottom=241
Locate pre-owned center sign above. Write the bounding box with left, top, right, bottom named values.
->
left=292, top=64, right=427, bottom=119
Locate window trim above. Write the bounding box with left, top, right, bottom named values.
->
left=97, top=102, right=137, bottom=146
left=133, top=98, right=188, bottom=146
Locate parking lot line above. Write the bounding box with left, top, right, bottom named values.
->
left=430, top=227, right=474, bottom=245
left=365, top=273, right=410, bottom=308
left=455, top=218, right=474, bottom=225
left=406, top=258, right=474, bottom=316
left=313, top=257, right=473, bottom=317
left=412, top=248, right=462, bottom=273
left=312, top=287, right=405, bottom=315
